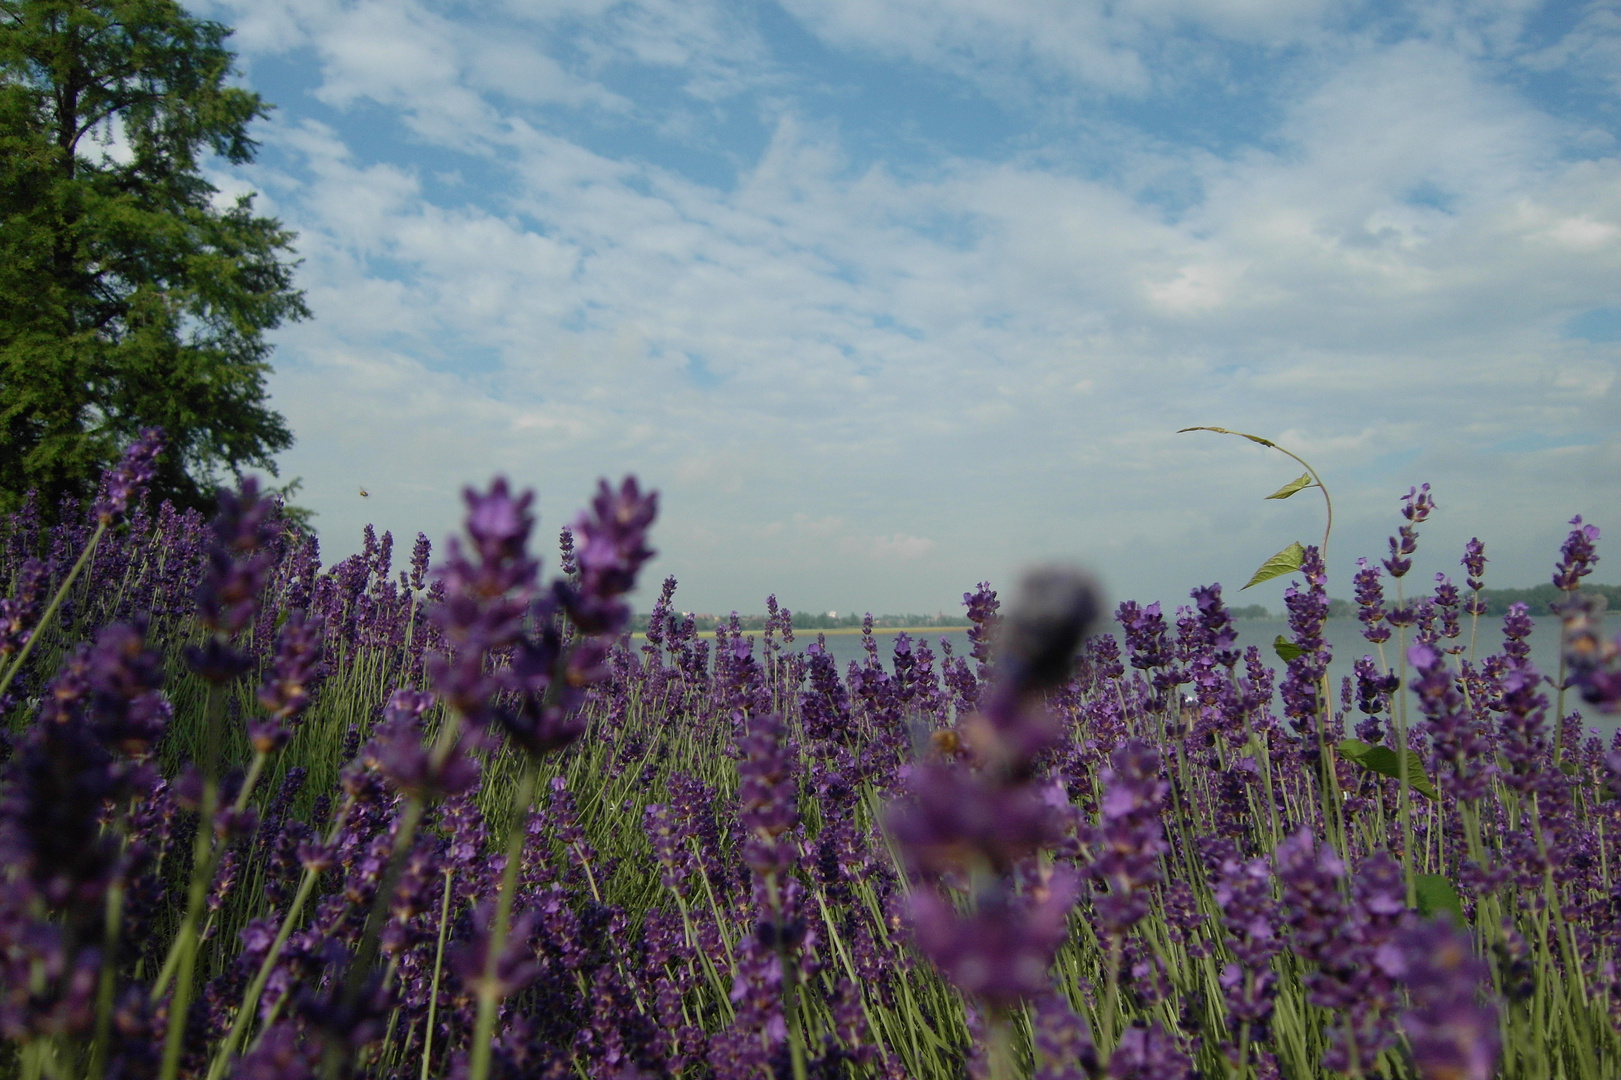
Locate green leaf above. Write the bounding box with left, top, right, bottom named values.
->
left=1265, top=473, right=1315, bottom=500
left=1414, top=874, right=1466, bottom=924
left=1273, top=636, right=1303, bottom=663
left=1336, top=739, right=1439, bottom=800
left=1178, top=426, right=1277, bottom=449
left=1243, top=542, right=1306, bottom=590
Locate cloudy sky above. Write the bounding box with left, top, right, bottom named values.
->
left=191, top=0, right=1620, bottom=618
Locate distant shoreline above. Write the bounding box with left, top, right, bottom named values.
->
left=629, top=625, right=972, bottom=640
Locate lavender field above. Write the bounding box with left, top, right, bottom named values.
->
left=3, top=435, right=1621, bottom=1080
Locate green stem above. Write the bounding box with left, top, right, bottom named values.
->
left=420, top=870, right=455, bottom=1080
left=157, top=676, right=228, bottom=1080
left=0, top=520, right=107, bottom=703
left=203, top=865, right=322, bottom=1080
left=468, top=759, right=540, bottom=1080
left=986, top=1010, right=1015, bottom=1080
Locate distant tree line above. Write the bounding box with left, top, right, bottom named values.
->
left=628, top=610, right=969, bottom=634
left=629, top=585, right=1618, bottom=634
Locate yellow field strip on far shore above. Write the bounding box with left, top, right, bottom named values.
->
left=629, top=626, right=970, bottom=640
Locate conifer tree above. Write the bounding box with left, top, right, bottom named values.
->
left=0, top=0, right=306, bottom=514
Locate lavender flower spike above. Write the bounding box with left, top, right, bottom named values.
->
left=1552, top=514, right=1599, bottom=593
left=93, top=428, right=165, bottom=526
left=1381, top=918, right=1501, bottom=1080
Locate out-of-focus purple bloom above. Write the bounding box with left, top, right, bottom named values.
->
left=973, top=567, right=1101, bottom=765
left=889, top=763, right=1063, bottom=877
left=1107, top=1021, right=1192, bottom=1080
left=560, top=477, right=657, bottom=636
left=366, top=689, right=478, bottom=800
left=452, top=904, right=542, bottom=1000
left=995, top=567, right=1101, bottom=694
left=1562, top=592, right=1621, bottom=713
left=427, top=479, right=540, bottom=725
left=1031, top=992, right=1098, bottom=1080
left=0, top=557, right=48, bottom=667
left=905, top=871, right=1078, bottom=1010
left=186, top=477, right=279, bottom=682
left=82, top=617, right=170, bottom=757
left=92, top=428, right=164, bottom=526
left=1213, top=853, right=1281, bottom=1038
left=1552, top=515, right=1599, bottom=593
left=1381, top=918, right=1501, bottom=1080
left=252, top=610, right=325, bottom=752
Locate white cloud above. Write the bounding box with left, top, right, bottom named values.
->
left=197, top=0, right=1621, bottom=614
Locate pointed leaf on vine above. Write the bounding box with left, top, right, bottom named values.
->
left=1242, top=542, right=1305, bottom=590
left=1336, top=739, right=1439, bottom=801
left=1178, top=425, right=1277, bottom=449
left=1265, top=473, right=1316, bottom=501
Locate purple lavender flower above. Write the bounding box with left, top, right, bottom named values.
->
left=1280, top=546, right=1332, bottom=744
left=559, top=477, right=657, bottom=636
left=1213, top=853, right=1281, bottom=1041
left=1190, top=583, right=1241, bottom=668
left=1461, top=539, right=1488, bottom=614
left=558, top=524, right=577, bottom=576
left=409, top=532, right=432, bottom=592
left=1116, top=601, right=1172, bottom=675
left=1431, top=574, right=1462, bottom=648
left=736, top=713, right=798, bottom=879
left=1501, top=603, right=1534, bottom=670
left=1383, top=483, right=1435, bottom=579
left=186, top=477, right=280, bottom=682
left=427, top=479, right=540, bottom=725
left=1106, top=1021, right=1191, bottom=1079
left=1088, top=740, right=1168, bottom=935
left=1354, top=557, right=1391, bottom=645
left=367, top=689, right=478, bottom=800
left=252, top=610, right=324, bottom=752
left=1381, top=918, right=1501, bottom=1080
left=1552, top=514, right=1600, bottom=593
left=1031, top=992, right=1099, bottom=1080
left=1408, top=641, right=1491, bottom=800
left=995, top=567, right=1101, bottom=693
left=1353, top=655, right=1398, bottom=726
left=1561, top=593, right=1621, bottom=713
left=905, top=871, right=1079, bottom=1010
left=91, top=428, right=165, bottom=526
left=0, top=558, right=48, bottom=665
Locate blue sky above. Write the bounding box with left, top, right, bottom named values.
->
left=191, top=0, right=1620, bottom=617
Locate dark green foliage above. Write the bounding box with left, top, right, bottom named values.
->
left=1474, top=583, right=1620, bottom=617
left=0, top=0, right=306, bottom=515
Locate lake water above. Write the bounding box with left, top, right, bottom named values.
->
left=784, top=615, right=1616, bottom=741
